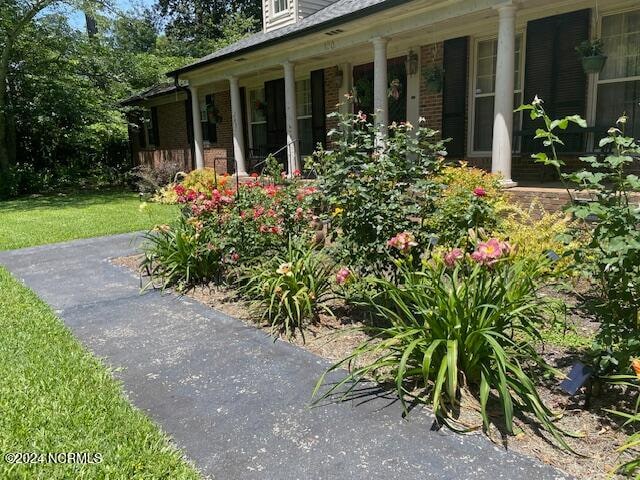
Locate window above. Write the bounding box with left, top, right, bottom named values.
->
left=249, top=88, right=267, bottom=155
left=296, top=78, right=313, bottom=156
left=143, top=107, right=157, bottom=148
left=471, top=36, right=523, bottom=153
left=596, top=10, right=640, bottom=139
left=273, top=0, right=287, bottom=14
left=200, top=94, right=217, bottom=144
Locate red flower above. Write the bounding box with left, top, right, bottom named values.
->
left=251, top=172, right=259, bottom=178
left=293, top=169, right=301, bottom=177
left=473, top=187, right=487, bottom=197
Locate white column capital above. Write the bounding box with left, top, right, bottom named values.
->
left=493, top=1, right=518, bottom=15
left=227, top=75, right=239, bottom=84
left=371, top=37, right=388, bottom=48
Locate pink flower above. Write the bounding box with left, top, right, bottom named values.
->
left=293, top=169, right=301, bottom=177
left=231, top=252, right=240, bottom=262
left=250, top=172, right=259, bottom=178
left=444, top=248, right=464, bottom=267
left=356, top=110, right=367, bottom=122
left=473, top=187, right=487, bottom=197
left=388, top=232, right=418, bottom=254
left=336, top=267, right=352, bottom=285
left=471, top=238, right=504, bottom=265
left=294, top=207, right=304, bottom=221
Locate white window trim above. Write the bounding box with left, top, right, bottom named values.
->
left=272, top=0, right=289, bottom=18
left=247, top=87, right=267, bottom=152
left=587, top=7, right=640, bottom=146
left=467, top=31, right=526, bottom=157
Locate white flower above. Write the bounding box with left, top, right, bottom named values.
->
left=532, top=95, right=543, bottom=106
left=418, top=116, right=426, bottom=124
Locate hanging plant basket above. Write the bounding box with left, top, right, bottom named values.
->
left=581, top=55, right=607, bottom=74
left=575, top=39, right=607, bottom=74
left=423, top=65, right=444, bottom=94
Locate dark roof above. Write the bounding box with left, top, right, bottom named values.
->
left=168, top=0, right=410, bottom=77
left=120, top=82, right=185, bottom=106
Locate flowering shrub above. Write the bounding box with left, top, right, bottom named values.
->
left=237, top=238, right=335, bottom=340
left=142, top=172, right=319, bottom=290
left=428, top=163, right=505, bottom=247
left=308, top=109, right=445, bottom=274
left=314, top=236, right=571, bottom=447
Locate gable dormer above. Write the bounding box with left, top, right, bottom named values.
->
left=262, top=0, right=337, bottom=32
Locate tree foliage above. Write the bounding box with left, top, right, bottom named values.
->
left=0, top=0, right=258, bottom=196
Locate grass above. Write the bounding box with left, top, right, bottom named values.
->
left=0, top=267, right=200, bottom=479
left=0, top=189, right=177, bottom=251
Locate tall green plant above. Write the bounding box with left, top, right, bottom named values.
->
left=314, top=242, right=573, bottom=448
left=519, top=97, right=640, bottom=376
left=238, top=237, right=335, bottom=340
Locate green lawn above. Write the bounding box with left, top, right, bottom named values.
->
left=0, top=190, right=177, bottom=251
left=0, top=190, right=198, bottom=478
left=0, top=267, right=200, bottom=479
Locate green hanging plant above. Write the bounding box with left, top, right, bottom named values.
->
left=424, top=65, right=444, bottom=93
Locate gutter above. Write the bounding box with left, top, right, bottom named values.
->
left=166, top=0, right=412, bottom=78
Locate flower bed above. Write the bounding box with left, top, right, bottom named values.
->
left=134, top=106, right=640, bottom=479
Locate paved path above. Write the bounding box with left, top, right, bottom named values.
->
left=0, top=234, right=570, bottom=480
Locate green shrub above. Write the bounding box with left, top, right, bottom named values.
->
left=140, top=219, right=226, bottom=292
left=314, top=239, right=572, bottom=447
left=238, top=238, right=335, bottom=340
left=519, top=98, right=640, bottom=376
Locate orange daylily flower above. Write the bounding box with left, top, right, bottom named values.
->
left=632, top=358, right=640, bottom=379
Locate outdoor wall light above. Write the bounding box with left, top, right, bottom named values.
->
left=334, top=68, right=344, bottom=88
left=406, top=50, right=419, bottom=76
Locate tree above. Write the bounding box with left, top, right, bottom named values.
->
left=1, top=0, right=60, bottom=192
left=156, top=0, right=261, bottom=57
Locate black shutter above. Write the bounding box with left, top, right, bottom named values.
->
left=442, top=37, right=468, bottom=158
left=240, top=87, right=249, bottom=154
left=151, top=107, right=159, bottom=148
left=265, top=78, right=287, bottom=156
left=522, top=9, right=589, bottom=152
left=311, top=69, right=326, bottom=148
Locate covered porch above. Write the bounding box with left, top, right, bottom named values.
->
left=163, top=0, right=639, bottom=185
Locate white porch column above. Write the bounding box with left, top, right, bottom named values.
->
left=372, top=37, right=389, bottom=136
left=491, top=2, right=517, bottom=187
left=228, top=76, right=247, bottom=176
left=283, top=61, right=300, bottom=174
left=406, top=46, right=421, bottom=129
left=189, top=85, right=204, bottom=169
left=338, top=62, right=352, bottom=116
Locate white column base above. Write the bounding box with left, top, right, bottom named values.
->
left=500, top=178, right=518, bottom=188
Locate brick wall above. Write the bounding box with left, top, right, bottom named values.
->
left=419, top=42, right=444, bottom=134
left=157, top=100, right=189, bottom=150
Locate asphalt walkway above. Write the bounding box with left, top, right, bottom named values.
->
left=0, top=233, right=570, bottom=479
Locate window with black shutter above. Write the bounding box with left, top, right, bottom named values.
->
left=442, top=37, right=468, bottom=158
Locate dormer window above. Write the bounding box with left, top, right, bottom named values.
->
left=273, top=0, right=288, bottom=15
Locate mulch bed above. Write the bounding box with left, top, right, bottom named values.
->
left=113, top=254, right=636, bottom=480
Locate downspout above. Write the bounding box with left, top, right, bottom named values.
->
left=173, top=75, right=196, bottom=171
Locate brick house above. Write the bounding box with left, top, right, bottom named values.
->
left=124, top=0, right=640, bottom=188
